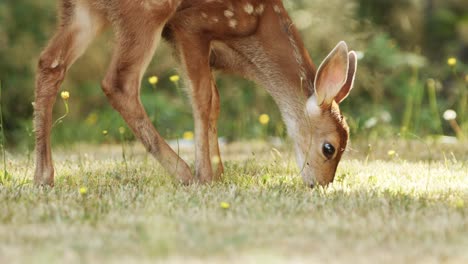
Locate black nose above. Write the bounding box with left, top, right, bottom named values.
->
left=309, top=183, right=315, bottom=189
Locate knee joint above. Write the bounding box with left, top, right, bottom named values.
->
left=101, top=77, right=122, bottom=100
left=101, top=78, right=113, bottom=97
left=101, top=75, right=138, bottom=100
left=38, top=52, right=65, bottom=73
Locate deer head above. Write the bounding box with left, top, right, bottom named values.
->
left=294, top=41, right=357, bottom=187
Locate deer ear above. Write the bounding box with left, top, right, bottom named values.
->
left=313, top=41, right=349, bottom=106
left=335, top=51, right=357, bottom=104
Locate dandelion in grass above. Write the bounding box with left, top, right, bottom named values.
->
left=169, top=75, right=180, bottom=83
left=259, top=114, right=270, bottom=125
left=61, top=91, right=70, bottom=100
left=119, top=126, right=125, bottom=135
left=220, top=202, right=230, bottom=209
left=148, top=75, right=158, bottom=92
left=102, top=130, right=108, bottom=136
left=443, top=109, right=457, bottom=121
left=170, top=74, right=183, bottom=98
left=53, top=90, right=70, bottom=127
left=183, top=131, right=194, bottom=140
left=148, top=76, right=158, bottom=85
left=387, top=150, right=396, bottom=157
left=447, top=57, right=457, bottom=67
left=443, top=109, right=464, bottom=139
left=79, top=187, right=87, bottom=195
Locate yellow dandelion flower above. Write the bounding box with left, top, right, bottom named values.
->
left=53, top=91, right=70, bottom=126
left=61, top=91, right=70, bottom=100
left=220, top=202, right=230, bottom=209
left=259, top=114, right=270, bottom=125
left=148, top=76, right=158, bottom=85
left=387, top=150, right=396, bottom=156
left=119, top=126, right=125, bottom=134
left=102, top=130, right=108, bottom=136
left=79, top=187, right=87, bottom=195
left=183, top=131, right=194, bottom=140
left=169, top=75, right=180, bottom=83
left=447, top=57, right=457, bottom=67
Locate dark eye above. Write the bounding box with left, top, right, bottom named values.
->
left=322, top=143, right=336, bottom=159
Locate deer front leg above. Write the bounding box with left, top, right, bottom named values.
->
left=101, top=21, right=193, bottom=184
left=34, top=14, right=103, bottom=186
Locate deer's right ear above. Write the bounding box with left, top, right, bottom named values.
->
left=335, top=51, right=357, bottom=104
left=313, top=41, right=349, bottom=107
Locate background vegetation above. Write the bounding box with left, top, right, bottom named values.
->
left=0, top=0, right=467, bottom=149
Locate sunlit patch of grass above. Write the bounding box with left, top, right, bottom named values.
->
left=0, top=141, right=467, bottom=263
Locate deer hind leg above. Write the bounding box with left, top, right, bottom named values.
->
left=101, top=7, right=193, bottom=184
left=34, top=3, right=105, bottom=186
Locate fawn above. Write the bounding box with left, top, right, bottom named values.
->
left=34, top=0, right=357, bottom=188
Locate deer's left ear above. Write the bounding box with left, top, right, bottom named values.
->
left=314, top=41, right=357, bottom=106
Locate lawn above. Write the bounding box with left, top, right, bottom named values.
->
left=0, top=140, right=467, bottom=263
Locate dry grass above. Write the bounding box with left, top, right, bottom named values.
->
left=0, top=140, right=467, bottom=263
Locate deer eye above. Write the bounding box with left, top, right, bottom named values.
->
left=322, top=143, right=336, bottom=160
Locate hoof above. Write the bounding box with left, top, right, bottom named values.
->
left=34, top=167, right=54, bottom=187
left=175, top=163, right=194, bottom=185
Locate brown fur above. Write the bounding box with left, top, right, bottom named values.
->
left=34, top=0, right=357, bottom=187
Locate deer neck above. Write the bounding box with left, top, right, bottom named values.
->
left=253, top=9, right=317, bottom=138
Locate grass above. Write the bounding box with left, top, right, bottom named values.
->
left=0, top=140, right=467, bottom=263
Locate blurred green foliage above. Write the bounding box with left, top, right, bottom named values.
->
left=0, top=0, right=467, bottom=149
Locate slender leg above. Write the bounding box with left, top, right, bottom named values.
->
left=209, top=82, right=224, bottom=179
left=101, top=13, right=193, bottom=184
left=173, top=33, right=215, bottom=183
left=34, top=6, right=104, bottom=186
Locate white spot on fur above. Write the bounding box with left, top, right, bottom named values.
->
left=244, top=3, right=254, bottom=15
left=51, top=59, right=59, bottom=69
left=224, top=10, right=234, bottom=18
left=202, top=12, right=208, bottom=18
left=255, top=4, right=264, bottom=15
left=229, top=19, right=238, bottom=29
left=212, top=17, right=219, bottom=23
left=273, top=5, right=281, bottom=14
